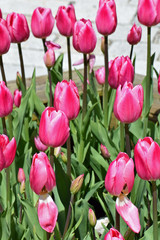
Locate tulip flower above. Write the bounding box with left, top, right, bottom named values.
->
left=96, top=0, right=117, bottom=35
left=0, top=81, right=13, bottom=117
left=18, top=168, right=26, bottom=183
left=31, top=7, right=55, bottom=39
left=114, top=82, right=143, bottom=123
left=34, top=136, right=48, bottom=152
left=30, top=152, right=56, bottom=195
left=73, top=18, right=97, bottom=54
left=43, top=48, right=55, bottom=68
left=108, top=56, right=134, bottom=89
left=127, top=23, right=142, bottom=45
left=0, top=134, right=17, bottom=170
left=0, top=19, right=11, bottom=55
left=38, top=193, right=58, bottom=233
left=54, top=80, right=80, bottom=120
left=6, top=12, right=30, bottom=43
left=56, top=5, right=76, bottom=37
left=138, top=0, right=160, bottom=27
left=39, top=107, right=70, bottom=148
left=104, top=228, right=124, bottom=240
left=14, top=89, right=22, bottom=108
left=95, top=67, right=105, bottom=85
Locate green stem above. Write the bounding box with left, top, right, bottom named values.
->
left=48, top=69, right=53, bottom=106
left=152, top=181, right=158, bottom=240
left=42, top=38, right=47, bottom=53
left=18, top=43, right=26, bottom=89
left=92, top=227, right=96, bottom=240
left=67, top=130, right=71, bottom=179
left=115, top=209, right=120, bottom=232
left=2, top=117, right=7, bottom=135
left=130, top=45, right=134, bottom=61
left=67, top=37, right=72, bottom=80
left=82, top=54, right=87, bottom=120
left=120, top=122, right=124, bottom=152
left=0, top=55, right=7, bottom=85
left=125, top=124, right=131, bottom=157
left=50, top=147, right=54, bottom=167
left=6, top=167, right=11, bottom=229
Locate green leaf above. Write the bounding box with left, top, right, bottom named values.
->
left=139, top=222, right=160, bottom=240
left=0, top=210, right=10, bottom=240
left=85, top=181, right=103, bottom=202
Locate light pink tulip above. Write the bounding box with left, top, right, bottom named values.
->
left=38, top=193, right=58, bottom=233
left=105, top=152, right=134, bottom=196
left=18, top=168, right=26, bottom=183
left=14, top=89, right=22, bottom=107
left=0, top=81, right=13, bottom=117
left=96, top=0, right=117, bottom=36
left=0, top=134, right=17, bottom=170
left=73, top=19, right=97, bottom=54
left=54, top=80, right=80, bottom=120
left=30, top=152, right=56, bottom=195
left=104, top=228, right=124, bottom=240
left=127, top=23, right=142, bottom=45
left=114, top=82, right=143, bottom=123
left=43, top=48, right=55, bottom=68
left=34, top=136, right=48, bottom=152
left=0, top=19, right=11, bottom=55
left=56, top=5, right=76, bottom=37
left=95, top=67, right=105, bottom=85
left=31, top=7, right=55, bottom=39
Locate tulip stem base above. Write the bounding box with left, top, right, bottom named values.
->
left=50, top=147, right=54, bottom=167
left=120, top=122, right=124, bottom=152
left=42, top=38, right=47, bottom=53
left=152, top=181, right=158, bottom=240
left=2, top=117, right=7, bottom=135
left=67, top=37, right=72, bottom=80
left=67, top=132, right=72, bottom=179
left=92, top=227, right=96, bottom=240
left=82, top=54, right=88, bottom=119
left=6, top=167, right=11, bottom=228
left=125, top=124, right=131, bottom=157
left=0, top=55, right=7, bottom=85
left=115, top=209, right=120, bottom=232
left=18, top=43, right=26, bottom=89
left=130, top=45, right=134, bottom=61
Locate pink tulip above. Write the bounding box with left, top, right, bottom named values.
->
left=0, top=134, right=17, bottom=170
left=43, top=48, right=55, bottom=68
left=14, top=89, right=22, bottom=107
left=114, top=82, right=143, bottom=123
left=18, top=168, right=26, bottom=183
left=54, top=80, right=80, bottom=120
left=0, top=81, right=13, bottom=117
left=96, top=0, right=117, bottom=36
left=105, top=152, right=134, bottom=196
left=158, top=72, right=160, bottom=94
left=56, top=5, right=76, bottom=37
left=39, top=107, right=70, bottom=147
left=95, top=67, right=105, bottom=85
left=134, top=137, right=160, bottom=181
left=30, top=152, right=56, bottom=195
left=108, top=56, right=134, bottom=89
left=38, top=193, right=58, bottom=233
left=138, top=0, right=160, bottom=27
left=6, top=12, right=30, bottom=43
left=0, top=19, right=11, bottom=55
left=104, top=228, right=124, bottom=240
left=34, top=136, right=48, bottom=152
left=73, top=18, right=97, bottom=54
left=31, top=7, right=55, bottom=39
left=127, top=23, right=142, bottom=45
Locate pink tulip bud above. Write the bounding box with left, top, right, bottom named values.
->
left=18, top=168, right=26, bottom=183
left=108, top=56, right=134, bottom=89
left=105, top=152, right=134, bottom=196
left=0, top=134, right=17, bottom=170
left=127, top=23, right=142, bottom=45
left=39, top=107, right=70, bottom=148
left=31, top=7, right=55, bottom=39
left=95, top=67, right=105, bottom=85
left=38, top=193, right=58, bottom=233
left=96, top=0, right=117, bottom=36
left=6, top=12, right=30, bottom=43
left=134, top=137, right=160, bottom=181
left=158, top=72, right=160, bottom=94
left=0, top=81, right=13, bottom=117
left=104, top=228, right=125, bottom=240
left=14, top=89, right=22, bottom=108
left=70, top=174, right=84, bottom=195
left=0, top=19, right=11, bottom=55
left=100, top=144, right=110, bottom=159
left=56, top=5, right=76, bottom=37
left=88, top=208, right=97, bottom=227
left=54, top=80, right=80, bottom=120
left=0, top=9, right=2, bottom=19
left=30, top=152, right=56, bottom=195
left=114, top=82, right=143, bottom=123
left=73, top=18, right=97, bottom=54
left=138, top=0, right=160, bottom=27
left=34, top=136, right=48, bottom=152
left=54, top=147, right=61, bottom=158
left=43, top=48, right=55, bottom=68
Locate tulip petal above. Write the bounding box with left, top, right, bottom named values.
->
left=3, top=137, right=16, bottom=168
left=0, top=147, right=5, bottom=171
left=147, top=141, right=160, bottom=180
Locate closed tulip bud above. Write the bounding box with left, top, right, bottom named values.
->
left=6, top=12, right=30, bottom=43
left=127, top=23, right=142, bottom=45
left=39, top=107, right=70, bottom=148
left=30, top=152, right=56, bottom=195
left=88, top=208, right=97, bottom=227
left=73, top=18, right=97, bottom=54
left=54, top=80, right=80, bottom=120
left=18, top=168, right=26, bottom=183
left=0, top=19, right=11, bottom=55
left=100, top=144, right=110, bottom=159
left=0, top=134, right=17, bottom=170
left=14, top=89, right=22, bottom=107
left=31, top=7, right=55, bottom=39
left=104, top=228, right=125, bottom=240
left=43, top=48, right=55, bottom=68
left=54, top=147, right=61, bottom=158
left=70, top=174, right=84, bottom=195
left=96, top=0, right=117, bottom=36
left=108, top=56, right=134, bottom=89
left=105, top=152, right=134, bottom=196
left=56, top=5, right=76, bottom=37
left=114, top=82, right=143, bottom=123
left=61, top=152, right=67, bottom=163
left=158, top=72, right=160, bottom=94
left=34, top=136, right=48, bottom=152
left=95, top=67, right=105, bottom=85
left=138, top=0, right=160, bottom=27
left=0, top=81, right=13, bottom=117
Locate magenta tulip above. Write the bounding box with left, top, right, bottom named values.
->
left=127, top=23, right=142, bottom=45
left=73, top=18, right=97, bottom=54
left=34, top=136, right=48, bottom=152
left=138, top=0, right=160, bottom=27
left=54, top=80, right=80, bottom=120
left=6, top=12, right=30, bottom=43
left=0, top=19, right=11, bottom=55
left=114, top=82, right=143, bottom=123
left=31, top=7, right=55, bottom=39
left=0, top=81, right=13, bottom=117
left=95, top=67, right=105, bottom=85
left=0, top=134, right=17, bottom=170
left=96, top=0, right=117, bottom=35
left=14, top=89, right=22, bottom=108
left=43, top=48, right=55, bottom=68
left=18, top=168, right=26, bottom=183
left=108, top=56, right=134, bottom=89
left=56, top=5, right=76, bottom=37
left=104, top=228, right=124, bottom=240
left=30, top=152, right=56, bottom=195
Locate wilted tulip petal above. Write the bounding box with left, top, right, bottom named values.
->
left=34, top=136, right=48, bottom=152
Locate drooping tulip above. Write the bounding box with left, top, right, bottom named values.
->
left=127, top=23, right=142, bottom=45
left=114, top=82, right=143, bottom=123
left=0, top=81, right=13, bottom=117
left=104, top=228, right=124, bottom=240
left=0, top=19, right=11, bottom=55
left=95, top=67, right=105, bottom=85
left=14, top=89, right=22, bottom=107
left=54, top=80, right=80, bottom=120
left=34, top=136, right=48, bottom=152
